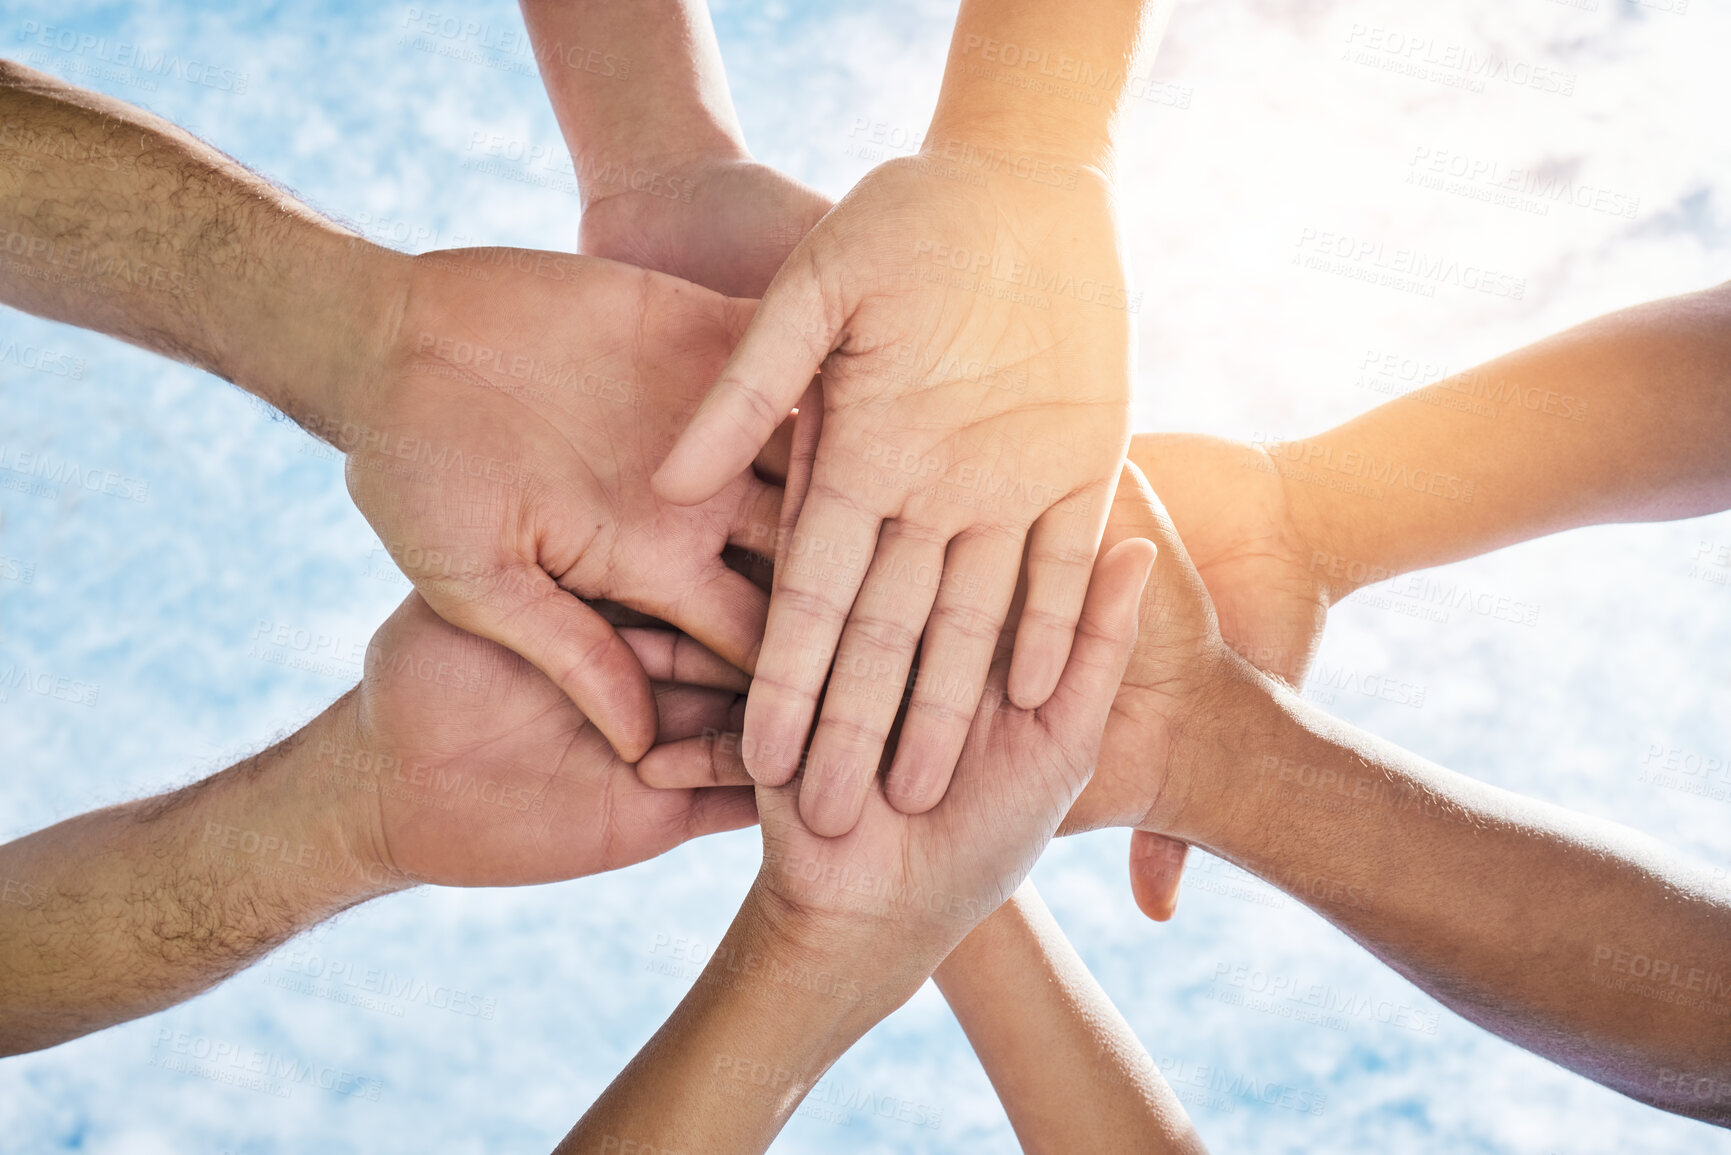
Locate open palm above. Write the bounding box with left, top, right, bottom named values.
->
left=656, top=156, right=1134, bottom=836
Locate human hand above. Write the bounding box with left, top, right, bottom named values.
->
left=642, top=522, right=1152, bottom=967
left=578, top=154, right=832, bottom=298
left=330, top=594, right=758, bottom=889
left=338, top=248, right=781, bottom=762
left=653, top=155, right=1133, bottom=835
left=1113, top=434, right=1335, bottom=918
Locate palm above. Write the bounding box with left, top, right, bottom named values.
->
left=578, top=157, right=833, bottom=298
left=348, top=596, right=754, bottom=888
left=662, top=155, right=1133, bottom=833
left=343, top=248, right=778, bottom=760
left=754, top=535, right=1149, bottom=947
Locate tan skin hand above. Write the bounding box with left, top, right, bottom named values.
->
left=342, top=595, right=758, bottom=889
left=342, top=248, right=780, bottom=764
left=1083, top=436, right=1334, bottom=918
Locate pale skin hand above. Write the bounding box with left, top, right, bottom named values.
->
left=0, top=64, right=781, bottom=761
left=1125, top=280, right=1731, bottom=912
left=649, top=0, right=1160, bottom=837
left=0, top=594, right=755, bottom=1056
left=1049, top=470, right=1731, bottom=1126
left=933, top=883, right=1210, bottom=1154
left=520, top=0, right=833, bottom=298
left=1119, top=433, right=1335, bottom=918
left=558, top=524, right=1153, bottom=1155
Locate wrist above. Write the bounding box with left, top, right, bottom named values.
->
left=232, top=228, right=410, bottom=442
left=677, top=885, right=927, bottom=1102
left=572, top=140, right=752, bottom=215
left=1265, top=436, right=1401, bottom=603
left=1145, top=651, right=1292, bottom=849
left=733, top=883, right=932, bottom=1022
left=929, top=5, right=1135, bottom=174
left=222, top=692, right=412, bottom=911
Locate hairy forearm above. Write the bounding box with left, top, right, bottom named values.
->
left=929, top=0, right=1166, bottom=170
left=557, top=887, right=924, bottom=1155
left=1173, top=664, right=1731, bottom=1123
left=1278, top=281, right=1731, bottom=600
left=0, top=694, right=397, bottom=1056
left=0, top=61, right=402, bottom=425
left=934, top=885, right=1207, bottom=1154
left=520, top=0, right=747, bottom=202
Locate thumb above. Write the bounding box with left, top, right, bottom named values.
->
left=425, top=564, right=657, bottom=761
left=653, top=254, right=835, bottom=507
left=1040, top=537, right=1157, bottom=740
left=1129, top=830, right=1189, bottom=922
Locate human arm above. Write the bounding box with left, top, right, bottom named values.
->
left=932, top=882, right=1209, bottom=1154
left=1118, top=287, right=1731, bottom=903
left=647, top=0, right=1167, bottom=835
left=1061, top=469, right=1731, bottom=1126
left=555, top=504, right=1153, bottom=1153
left=519, top=0, right=831, bottom=296
left=0, top=594, right=755, bottom=1056
left=1273, top=281, right=1731, bottom=602
left=0, top=63, right=782, bottom=758
left=0, top=59, right=394, bottom=435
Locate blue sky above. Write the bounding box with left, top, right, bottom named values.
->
left=2, top=0, right=1730, bottom=1151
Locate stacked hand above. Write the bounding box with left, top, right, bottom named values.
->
left=655, top=156, right=1134, bottom=837
left=341, top=249, right=782, bottom=761
left=338, top=593, right=758, bottom=889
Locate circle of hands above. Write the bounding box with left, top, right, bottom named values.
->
left=342, top=150, right=1337, bottom=946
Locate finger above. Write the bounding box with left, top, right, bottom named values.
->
left=429, top=566, right=656, bottom=761
left=652, top=256, right=833, bottom=507
left=883, top=530, right=1024, bottom=815
left=725, top=476, right=785, bottom=568
left=662, top=564, right=770, bottom=678
left=653, top=686, right=744, bottom=744
left=1038, top=536, right=1156, bottom=740
left=638, top=732, right=756, bottom=789
left=683, top=786, right=760, bottom=840
left=740, top=482, right=880, bottom=786
left=754, top=413, right=797, bottom=485
left=800, top=525, right=949, bottom=838
left=1129, top=830, right=1189, bottom=922
left=1007, top=475, right=1117, bottom=710
left=620, top=628, right=749, bottom=692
